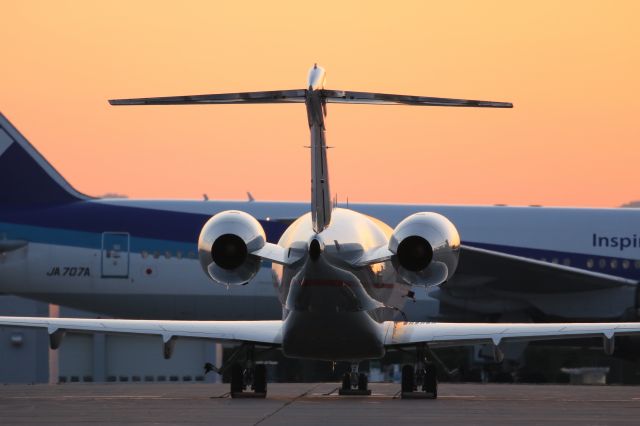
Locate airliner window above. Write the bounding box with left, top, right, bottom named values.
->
left=188, top=251, right=196, bottom=259
left=141, top=250, right=148, bottom=259
left=635, top=260, right=640, bottom=269
left=552, top=258, right=559, bottom=264
left=622, top=260, right=630, bottom=269
left=176, top=251, right=183, bottom=259
left=610, top=259, right=618, bottom=269
left=598, top=259, right=606, bottom=269
left=586, top=259, right=594, bottom=269
left=153, top=251, right=160, bottom=259
left=165, top=251, right=171, bottom=259
left=562, top=258, right=571, bottom=266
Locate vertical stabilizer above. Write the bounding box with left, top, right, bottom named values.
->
left=0, top=113, right=88, bottom=205
left=305, top=65, right=332, bottom=233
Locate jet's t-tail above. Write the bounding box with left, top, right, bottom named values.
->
left=109, top=66, right=513, bottom=234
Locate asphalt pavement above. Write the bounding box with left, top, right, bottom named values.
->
left=0, top=382, right=638, bottom=425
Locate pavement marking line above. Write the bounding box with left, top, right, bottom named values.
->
left=253, top=384, right=320, bottom=426
left=211, top=391, right=231, bottom=399
left=322, top=387, right=339, bottom=396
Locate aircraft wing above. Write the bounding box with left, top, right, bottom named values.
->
left=0, top=317, right=283, bottom=346
left=384, top=321, right=640, bottom=349
left=452, top=245, right=637, bottom=292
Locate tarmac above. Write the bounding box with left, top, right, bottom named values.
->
left=0, top=382, right=639, bottom=425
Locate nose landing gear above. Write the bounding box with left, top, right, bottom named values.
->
left=401, top=344, right=437, bottom=399
left=339, top=362, right=371, bottom=395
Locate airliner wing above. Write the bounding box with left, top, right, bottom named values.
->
left=454, top=245, right=637, bottom=292
left=384, top=321, right=640, bottom=349
left=109, top=89, right=306, bottom=105
left=0, top=317, right=283, bottom=346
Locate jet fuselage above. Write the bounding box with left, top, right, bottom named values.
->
left=274, top=208, right=406, bottom=360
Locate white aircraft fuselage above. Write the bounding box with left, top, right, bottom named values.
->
left=275, top=209, right=399, bottom=360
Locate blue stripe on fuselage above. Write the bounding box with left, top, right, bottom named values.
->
left=0, top=201, right=289, bottom=244
left=0, top=222, right=197, bottom=255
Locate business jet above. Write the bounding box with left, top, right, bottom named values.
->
left=1, top=65, right=639, bottom=398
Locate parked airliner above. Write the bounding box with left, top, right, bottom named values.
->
left=2, top=65, right=640, bottom=398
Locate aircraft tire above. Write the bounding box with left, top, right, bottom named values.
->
left=341, top=372, right=351, bottom=390
left=401, top=365, right=414, bottom=392
left=357, top=373, right=368, bottom=391
left=424, top=364, right=437, bottom=399
left=231, top=363, right=243, bottom=394
left=253, top=365, right=267, bottom=394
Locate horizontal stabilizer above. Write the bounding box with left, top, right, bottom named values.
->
left=110, top=89, right=512, bottom=108
left=109, top=89, right=306, bottom=105
left=322, top=90, right=512, bottom=108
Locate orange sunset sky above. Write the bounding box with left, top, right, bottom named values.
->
left=2, top=1, right=639, bottom=206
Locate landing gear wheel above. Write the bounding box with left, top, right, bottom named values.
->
left=253, top=365, right=267, bottom=394
left=423, top=363, right=437, bottom=399
left=230, top=363, right=243, bottom=394
left=341, top=372, right=351, bottom=391
left=338, top=365, right=371, bottom=395
left=401, top=365, right=415, bottom=393
left=357, top=373, right=368, bottom=391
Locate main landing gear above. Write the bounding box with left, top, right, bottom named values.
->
left=229, top=344, right=267, bottom=398
left=401, top=345, right=437, bottom=399
left=230, top=363, right=267, bottom=398
left=339, top=362, right=371, bottom=395
left=204, top=344, right=268, bottom=398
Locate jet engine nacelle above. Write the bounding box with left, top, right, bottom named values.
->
left=198, top=210, right=266, bottom=286
left=389, top=212, right=460, bottom=287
